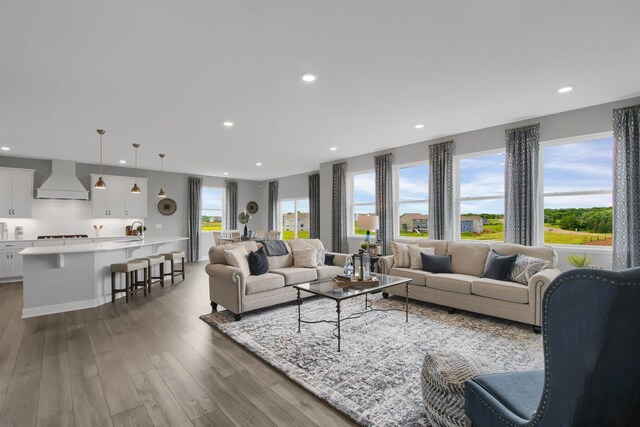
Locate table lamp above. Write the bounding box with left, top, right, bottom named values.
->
left=357, top=214, right=379, bottom=244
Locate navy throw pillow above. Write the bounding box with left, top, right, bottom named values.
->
left=248, top=248, right=269, bottom=276
left=325, top=253, right=335, bottom=266
left=420, top=253, right=452, bottom=274
left=482, top=250, right=518, bottom=281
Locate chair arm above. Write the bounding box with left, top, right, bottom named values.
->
left=378, top=255, right=395, bottom=274
left=205, top=263, right=246, bottom=314
left=528, top=268, right=562, bottom=326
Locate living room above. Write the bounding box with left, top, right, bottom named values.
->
left=1, top=1, right=639, bottom=426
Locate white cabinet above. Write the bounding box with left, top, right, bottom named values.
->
left=0, top=168, right=34, bottom=218
left=0, top=242, right=31, bottom=279
left=90, top=174, right=147, bottom=218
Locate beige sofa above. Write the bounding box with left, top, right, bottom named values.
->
left=378, top=240, right=562, bottom=331
left=205, top=238, right=349, bottom=320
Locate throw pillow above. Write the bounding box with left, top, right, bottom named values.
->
left=409, top=246, right=436, bottom=270
left=224, top=246, right=250, bottom=276
left=316, top=249, right=327, bottom=266
left=248, top=247, right=269, bottom=276
left=482, top=250, right=518, bottom=281
left=420, top=253, right=452, bottom=274
left=293, top=247, right=319, bottom=268
left=391, top=241, right=417, bottom=268
left=510, top=254, right=549, bottom=285
left=325, top=253, right=335, bottom=266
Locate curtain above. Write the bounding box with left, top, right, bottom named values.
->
left=332, top=162, right=348, bottom=253
left=225, top=180, right=238, bottom=230
left=187, top=177, right=202, bottom=262
left=613, top=105, right=640, bottom=270
left=504, top=123, right=540, bottom=246
left=375, top=153, right=393, bottom=254
left=428, top=141, right=454, bottom=241
left=308, top=173, right=320, bottom=239
left=268, top=181, right=278, bottom=231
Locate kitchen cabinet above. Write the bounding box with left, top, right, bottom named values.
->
left=90, top=174, right=148, bottom=218
left=0, top=242, right=31, bottom=279
left=0, top=168, right=34, bottom=218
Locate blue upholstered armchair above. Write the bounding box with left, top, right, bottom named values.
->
left=465, top=267, right=640, bottom=426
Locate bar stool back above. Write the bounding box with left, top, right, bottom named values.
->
left=110, top=259, right=149, bottom=304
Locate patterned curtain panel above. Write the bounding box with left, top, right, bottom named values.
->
left=613, top=105, right=640, bottom=270
left=428, top=141, right=454, bottom=241
left=268, top=180, right=278, bottom=231
left=332, top=162, right=348, bottom=253
left=375, top=153, right=393, bottom=254
left=504, top=124, right=540, bottom=246
left=308, top=173, right=320, bottom=239
left=225, top=180, right=238, bottom=230
left=187, top=177, right=202, bottom=262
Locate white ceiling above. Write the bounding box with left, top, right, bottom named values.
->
left=2, top=1, right=639, bottom=181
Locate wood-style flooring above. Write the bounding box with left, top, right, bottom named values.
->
left=0, top=261, right=355, bottom=427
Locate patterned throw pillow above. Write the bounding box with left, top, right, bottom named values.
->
left=293, top=247, right=319, bottom=268
left=224, top=246, right=251, bottom=276
left=510, top=254, right=549, bottom=285
left=409, top=246, right=436, bottom=270
left=391, top=241, right=418, bottom=268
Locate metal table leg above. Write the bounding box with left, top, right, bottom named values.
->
left=405, top=282, right=409, bottom=322
left=297, top=288, right=301, bottom=333
left=337, top=300, right=341, bottom=352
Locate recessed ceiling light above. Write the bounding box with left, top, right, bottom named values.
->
left=255, top=162, right=262, bottom=166
left=330, top=147, right=337, bottom=151
left=414, top=124, right=424, bottom=129
left=223, top=121, right=234, bottom=127
left=558, top=86, right=573, bottom=94
left=223, top=172, right=229, bottom=175
left=0, top=146, right=10, bottom=151
left=119, top=160, right=127, bottom=164
left=302, top=74, right=317, bottom=83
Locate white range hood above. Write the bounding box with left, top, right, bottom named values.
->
left=36, top=160, right=89, bottom=200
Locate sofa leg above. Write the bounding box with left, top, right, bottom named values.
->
left=234, top=313, right=243, bottom=321
left=382, top=292, right=389, bottom=299
left=210, top=301, right=217, bottom=312
left=532, top=325, right=542, bottom=334
left=447, top=307, right=456, bottom=314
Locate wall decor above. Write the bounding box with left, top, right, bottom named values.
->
left=158, top=198, right=177, bottom=216
left=246, top=201, right=259, bottom=214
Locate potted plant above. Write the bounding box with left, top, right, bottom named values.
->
left=566, top=253, right=593, bottom=268
left=238, top=211, right=251, bottom=239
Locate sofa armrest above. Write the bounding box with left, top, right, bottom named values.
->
left=378, top=255, right=395, bottom=274
left=529, top=268, right=562, bottom=325
left=327, top=252, right=350, bottom=269
left=205, top=263, right=246, bottom=313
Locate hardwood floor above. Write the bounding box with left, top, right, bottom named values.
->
left=0, top=262, right=355, bottom=427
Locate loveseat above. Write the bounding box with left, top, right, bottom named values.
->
left=205, top=238, right=349, bottom=320
left=378, top=240, right=562, bottom=330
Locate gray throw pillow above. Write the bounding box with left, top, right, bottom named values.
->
left=510, top=254, right=549, bottom=285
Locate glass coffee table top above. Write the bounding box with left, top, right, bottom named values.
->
left=293, top=273, right=410, bottom=301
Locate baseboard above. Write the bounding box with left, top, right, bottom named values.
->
left=22, top=298, right=98, bottom=318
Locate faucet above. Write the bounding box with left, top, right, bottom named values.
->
left=130, top=221, right=144, bottom=239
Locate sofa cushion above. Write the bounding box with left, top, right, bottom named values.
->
left=248, top=248, right=269, bottom=276
left=224, top=247, right=250, bottom=277
left=426, top=274, right=475, bottom=294
left=288, top=238, right=325, bottom=252
left=391, top=241, right=418, bottom=268
left=293, top=247, right=319, bottom=268
left=489, top=242, right=557, bottom=268
left=510, top=255, right=549, bottom=285
left=245, top=273, right=285, bottom=295
left=409, top=246, right=436, bottom=269
left=416, top=239, right=449, bottom=256
left=270, top=267, right=318, bottom=285
left=421, top=253, right=453, bottom=274
left=471, top=278, right=529, bottom=304
left=315, top=265, right=344, bottom=280
left=447, top=242, right=490, bottom=277
left=390, top=267, right=432, bottom=286
left=265, top=242, right=294, bottom=270
left=482, top=250, right=518, bottom=281
left=209, top=241, right=259, bottom=264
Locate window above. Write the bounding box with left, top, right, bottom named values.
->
left=540, top=134, right=613, bottom=246
left=349, top=171, right=376, bottom=236
left=457, top=151, right=505, bottom=241
left=202, top=187, right=225, bottom=231
left=396, top=163, right=429, bottom=238
left=280, top=198, right=309, bottom=240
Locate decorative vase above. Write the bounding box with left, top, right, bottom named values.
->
left=243, top=225, right=248, bottom=237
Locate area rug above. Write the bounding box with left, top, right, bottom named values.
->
left=200, top=295, right=544, bottom=426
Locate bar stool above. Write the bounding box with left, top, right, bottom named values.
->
left=160, top=250, right=186, bottom=284
left=135, top=254, right=165, bottom=292
left=110, top=259, right=149, bottom=304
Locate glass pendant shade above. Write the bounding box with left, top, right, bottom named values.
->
left=95, top=176, right=106, bottom=189
left=95, top=129, right=107, bottom=189
left=131, top=183, right=141, bottom=193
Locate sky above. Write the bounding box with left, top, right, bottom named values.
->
left=202, top=186, right=224, bottom=211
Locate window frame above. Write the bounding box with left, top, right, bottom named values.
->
left=537, top=131, right=613, bottom=249
left=201, top=186, right=226, bottom=231
left=454, top=148, right=506, bottom=242
left=347, top=169, right=376, bottom=237
left=393, top=160, right=429, bottom=239
left=279, top=197, right=309, bottom=239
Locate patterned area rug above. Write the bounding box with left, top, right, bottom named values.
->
left=200, top=294, right=544, bottom=426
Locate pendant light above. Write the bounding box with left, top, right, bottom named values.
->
left=94, top=129, right=106, bottom=189
left=158, top=153, right=166, bottom=198
left=131, top=143, right=141, bottom=194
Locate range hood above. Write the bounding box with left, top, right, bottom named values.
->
left=36, top=160, right=90, bottom=200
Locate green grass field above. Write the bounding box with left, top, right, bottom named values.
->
left=202, top=222, right=223, bottom=231
left=282, top=230, right=309, bottom=240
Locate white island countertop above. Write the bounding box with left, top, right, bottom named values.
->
left=20, top=236, right=188, bottom=255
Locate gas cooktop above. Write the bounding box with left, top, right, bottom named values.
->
left=37, top=234, right=89, bottom=239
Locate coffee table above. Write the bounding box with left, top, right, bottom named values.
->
left=293, top=273, right=411, bottom=351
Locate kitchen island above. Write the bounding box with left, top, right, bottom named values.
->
left=19, top=236, right=187, bottom=318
